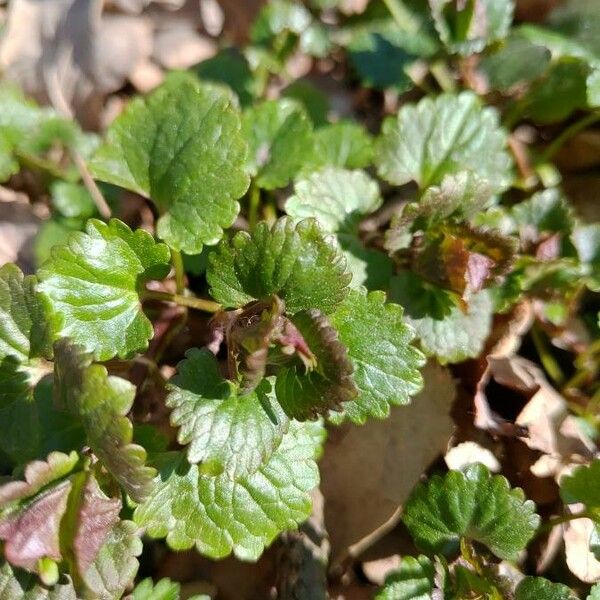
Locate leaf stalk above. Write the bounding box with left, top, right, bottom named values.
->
left=143, top=289, right=222, bottom=313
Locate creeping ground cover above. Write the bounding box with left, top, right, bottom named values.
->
left=0, top=0, right=599, bottom=597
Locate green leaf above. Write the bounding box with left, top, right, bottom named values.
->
left=572, top=223, right=600, bottom=291
left=80, top=520, right=142, bottom=600
left=132, top=578, right=181, bottom=600
left=275, top=309, right=357, bottom=419
left=347, top=22, right=438, bottom=92
left=560, top=459, right=600, bottom=507
left=375, top=555, right=435, bottom=600
left=547, top=0, right=600, bottom=61
left=515, top=577, right=577, bottom=600
left=282, top=80, right=330, bottom=127
left=241, top=99, right=314, bottom=190
left=0, top=83, right=85, bottom=183
left=512, top=189, right=575, bottom=235
left=90, top=74, right=249, bottom=253
left=328, top=289, right=425, bottom=424
left=166, top=348, right=289, bottom=478
left=390, top=272, right=493, bottom=364
left=134, top=420, right=325, bottom=561
left=50, top=182, right=96, bottom=220
left=53, top=340, right=155, bottom=502
left=38, top=219, right=171, bottom=361
left=285, top=168, right=390, bottom=288
left=376, top=92, right=512, bottom=193
left=207, top=217, right=351, bottom=314
left=589, top=584, right=600, bottom=600
left=313, top=121, right=374, bottom=169
left=286, top=167, right=381, bottom=234
left=0, top=561, right=77, bottom=600
left=194, top=48, right=255, bottom=106
left=403, top=463, right=540, bottom=561
left=386, top=171, right=494, bottom=254
left=520, top=57, right=591, bottom=123
left=0, top=264, right=57, bottom=464
left=480, top=34, right=552, bottom=91
left=430, top=0, right=514, bottom=55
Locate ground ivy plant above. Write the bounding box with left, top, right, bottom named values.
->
left=0, top=0, right=599, bottom=597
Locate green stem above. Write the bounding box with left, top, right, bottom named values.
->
left=539, top=510, right=597, bottom=534
left=170, top=249, right=186, bottom=294
left=143, top=289, right=222, bottom=313
left=15, top=149, right=68, bottom=180
left=531, top=324, right=565, bottom=386
left=382, top=0, right=418, bottom=33
left=540, top=111, right=600, bottom=163
left=430, top=60, right=456, bottom=93
left=248, top=181, right=261, bottom=231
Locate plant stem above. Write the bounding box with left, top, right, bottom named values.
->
left=540, top=111, right=600, bottom=163
left=69, top=149, right=112, bottom=219
left=539, top=510, right=597, bottom=534
left=430, top=60, right=456, bottom=93
left=248, top=181, right=261, bottom=231
left=531, top=324, right=565, bottom=386
left=382, top=0, right=418, bottom=33
left=143, top=289, right=222, bottom=313
left=170, top=249, right=186, bottom=294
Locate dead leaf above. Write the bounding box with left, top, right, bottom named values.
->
left=0, top=200, right=41, bottom=273
left=0, top=0, right=153, bottom=126
left=563, top=509, right=600, bottom=583
left=445, top=441, right=501, bottom=473
left=320, top=362, right=455, bottom=562
left=152, top=26, right=215, bottom=70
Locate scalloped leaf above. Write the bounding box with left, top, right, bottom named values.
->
left=80, top=520, right=142, bottom=600
left=134, top=420, right=325, bottom=561
left=403, top=463, right=540, bottom=561
left=375, top=555, right=435, bottom=600
left=347, top=21, right=438, bottom=92
left=90, top=74, right=249, bottom=253
left=53, top=340, right=155, bottom=502
left=0, top=264, right=57, bottom=463
left=132, top=577, right=181, bottom=600
left=390, top=272, right=493, bottom=364
left=516, top=577, right=577, bottom=600
left=38, top=219, right=170, bottom=361
left=0, top=451, right=79, bottom=574
left=560, top=459, right=600, bottom=508
left=313, top=121, right=374, bottom=169
left=328, top=289, right=425, bottom=424
left=207, top=217, right=351, bottom=314
left=385, top=171, right=494, bottom=253
left=512, top=189, right=575, bottom=237
left=285, top=167, right=381, bottom=234
left=275, top=310, right=357, bottom=419
left=430, top=0, right=514, bottom=56
left=241, top=99, right=314, bottom=190
left=376, top=92, right=512, bottom=193
left=0, top=561, right=77, bottom=600
left=167, top=348, right=289, bottom=479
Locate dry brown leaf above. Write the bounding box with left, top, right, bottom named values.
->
left=361, top=555, right=401, bottom=586
left=320, top=362, right=455, bottom=562
left=0, top=0, right=153, bottom=124
left=445, top=441, right=501, bottom=473
left=152, top=26, right=215, bottom=70
left=563, top=508, right=600, bottom=584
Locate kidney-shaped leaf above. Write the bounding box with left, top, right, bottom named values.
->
left=38, top=219, right=170, bottom=361
left=403, top=463, right=540, bottom=561
left=376, top=92, right=512, bottom=193
left=167, top=348, right=289, bottom=479
left=207, top=217, right=351, bottom=314
left=134, top=420, right=325, bottom=561
left=90, top=74, right=249, bottom=254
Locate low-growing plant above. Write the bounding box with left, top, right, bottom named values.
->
left=0, top=0, right=599, bottom=598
